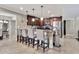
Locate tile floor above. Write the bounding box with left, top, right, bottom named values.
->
left=0, top=37, right=79, bottom=54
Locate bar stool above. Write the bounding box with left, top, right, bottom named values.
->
left=53, top=31, right=61, bottom=47
left=17, top=29, right=21, bottom=42
left=32, top=28, right=39, bottom=49
left=24, top=29, right=28, bottom=45
left=27, top=27, right=34, bottom=46
left=22, top=29, right=28, bottom=44
left=36, top=29, right=49, bottom=52
left=19, top=29, right=22, bottom=43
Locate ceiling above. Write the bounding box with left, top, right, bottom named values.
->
left=0, top=4, right=79, bottom=18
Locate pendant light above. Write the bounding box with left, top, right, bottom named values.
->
left=32, top=8, right=35, bottom=22
left=40, top=5, right=44, bottom=21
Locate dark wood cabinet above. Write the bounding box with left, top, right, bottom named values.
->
left=27, top=15, right=44, bottom=26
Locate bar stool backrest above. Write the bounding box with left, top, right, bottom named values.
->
left=26, top=26, right=32, bottom=29
left=22, top=29, right=28, bottom=37
left=17, top=29, right=19, bottom=36
left=43, top=30, right=49, bottom=43
left=27, top=26, right=33, bottom=38
left=0, top=29, right=2, bottom=36
left=19, top=29, right=22, bottom=36
left=36, top=29, right=44, bottom=41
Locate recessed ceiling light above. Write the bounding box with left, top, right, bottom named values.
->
left=20, top=7, right=23, bottom=10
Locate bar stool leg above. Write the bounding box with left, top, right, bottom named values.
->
left=48, top=40, right=49, bottom=48
left=43, top=42, right=45, bottom=53
left=20, top=36, right=21, bottom=43
left=22, top=37, right=24, bottom=44
left=28, top=38, right=30, bottom=47
left=32, top=39, right=35, bottom=48
left=37, top=40, right=39, bottom=50
left=25, top=37, right=28, bottom=45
